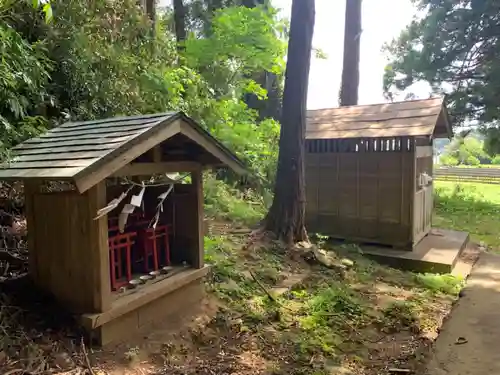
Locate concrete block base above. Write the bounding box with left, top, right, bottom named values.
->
left=362, top=228, right=469, bottom=273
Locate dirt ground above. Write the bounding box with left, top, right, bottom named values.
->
left=0, top=224, right=483, bottom=375
left=424, top=251, right=500, bottom=375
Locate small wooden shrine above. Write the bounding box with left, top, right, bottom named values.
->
left=0, top=112, right=245, bottom=345
left=305, top=97, right=452, bottom=249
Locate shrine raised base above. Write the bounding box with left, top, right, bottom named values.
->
left=362, top=228, right=469, bottom=274
left=80, top=266, right=209, bottom=346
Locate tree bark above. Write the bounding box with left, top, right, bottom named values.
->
left=339, top=0, right=362, bottom=106
left=173, top=0, right=187, bottom=51
left=264, top=0, right=315, bottom=244
left=140, top=0, right=157, bottom=37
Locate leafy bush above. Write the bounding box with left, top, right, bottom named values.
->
left=439, top=154, right=458, bottom=166
left=491, top=155, right=500, bottom=165
left=0, top=23, right=51, bottom=140
left=465, top=155, right=480, bottom=166
left=439, top=137, right=490, bottom=166
left=204, top=173, right=266, bottom=225
left=0, top=0, right=284, bottom=185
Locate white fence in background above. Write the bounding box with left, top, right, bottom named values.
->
left=434, top=167, right=500, bottom=184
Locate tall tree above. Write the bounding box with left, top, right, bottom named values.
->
left=139, top=0, right=157, bottom=36
left=339, top=0, right=362, bottom=106
left=173, top=0, right=187, bottom=51
left=383, top=0, right=500, bottom=126
left=147, top=0, right=157, bottom=32
left=264, top=0, right=315, bottom=243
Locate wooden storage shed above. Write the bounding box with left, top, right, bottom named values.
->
left=305, top=97, right=452, bottom=249
left=0, top=112, right=245, bottom=345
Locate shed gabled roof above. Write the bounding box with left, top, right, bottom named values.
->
left=0, top=112, right=246, bottom=192
left=306, top=97, right=453, bottom=140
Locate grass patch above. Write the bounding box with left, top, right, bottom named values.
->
left=434, top=181, right=500, bottom=249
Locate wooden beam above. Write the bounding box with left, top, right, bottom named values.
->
left=24, top=181, right=40, bottom=282
left=87, top=182, right=111, bottom=312
left=0, top=168, right=81, bottom=180
left=111, top=161, right=200, bottom=177
left=191, top=168, right=204, bottom=269
left=152, top=145, right=162, bottom=162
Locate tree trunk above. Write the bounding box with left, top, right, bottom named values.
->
left=339, top=0, right=362, bottom=106
left=264, top=0, right=315, bottom=244
left=141, top=0, right=157, bottom=37
left=173, top=0, right=187, bottom=51
left=202, top=0, right=224, bottom=36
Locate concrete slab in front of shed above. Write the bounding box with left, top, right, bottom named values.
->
left=362, top=228, right=469, bottom=274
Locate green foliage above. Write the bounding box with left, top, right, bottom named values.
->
left=414, top=273, right=464, bottom=295
left=301, top=285, right=366, bottom=328
left=184, top=5, right=286, bottom=96
left=434, top=181, right=500, bottom=250
left=204, top=172, right=267, bottom=225
left=0, top=23, right=51, bottom=134
left=465, top=154, right=480, bottom=166
left=0, top=0, right=283, bottom=184
left=439, top=154, right=458, bottom=166
left=491, top=155, right=500, bottom=165
left=383, top=0, right=500, bottom=125
left=439, top=137, right=490, bottom=165
left=482, top=125, right=500, bottom=156
left=31, top=0, right=53, bottom=22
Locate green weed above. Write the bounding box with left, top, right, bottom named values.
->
left=415, top=273, right=464, bottom=295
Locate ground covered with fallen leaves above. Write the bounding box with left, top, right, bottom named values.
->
left=84, top=222, right=474, bottom=375
left=0, top=177, right=478, bottom=375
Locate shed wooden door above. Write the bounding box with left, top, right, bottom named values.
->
left=414, top=184, right=433, bottom=238
left=413, top=147, right=434, bottom=245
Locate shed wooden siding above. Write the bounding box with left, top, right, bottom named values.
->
left=305, top=137, right=415, bottom=248
left=28, top=183, right=110, bottom=313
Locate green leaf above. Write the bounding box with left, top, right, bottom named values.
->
left=43, top=3, right=53, bottom=23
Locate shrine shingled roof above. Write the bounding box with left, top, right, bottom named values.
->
left=0, top=112, right=246, bottom=192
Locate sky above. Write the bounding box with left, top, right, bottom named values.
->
left=162, top=0, right=422, bottom=109
left=271, top=0, right=418, bottom=109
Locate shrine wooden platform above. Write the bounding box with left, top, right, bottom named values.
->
left=81, top=266, right=209, bottom=345
left=362, top=228, right=469, bottom=273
